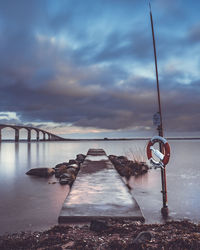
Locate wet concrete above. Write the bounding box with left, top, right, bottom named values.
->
left=58, top=149, right=144, bottom=223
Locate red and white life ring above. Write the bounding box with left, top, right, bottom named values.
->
left=147, top=136, right=170, bottom=166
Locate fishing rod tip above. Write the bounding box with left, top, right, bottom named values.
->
left=149, top=1, right=152, bottom=12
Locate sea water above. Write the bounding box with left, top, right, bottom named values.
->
left=0, top=140, right=199, bottom=234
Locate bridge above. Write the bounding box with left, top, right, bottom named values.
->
left=0, top=124, right=64, bottom=142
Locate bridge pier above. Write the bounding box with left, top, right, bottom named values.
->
left=42, top=132, right=46, bottom=141
left=51, top=135, right=57, bottom=141
left=15, top=128, right=19, bottom=142
left=0, top=128, right=2, bottom=142
left=27, top=129, right=31, bottom=142
left=48, top=134, right=51, bottom=141
left=36, top=131, right=39, bottom=141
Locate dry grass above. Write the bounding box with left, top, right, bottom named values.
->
left=124, top=146, right=147, bottom=163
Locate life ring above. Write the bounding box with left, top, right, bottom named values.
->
left=147, top=136, right=170, bottom=166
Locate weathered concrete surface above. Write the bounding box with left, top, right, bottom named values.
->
left=58, top=149, right=144, bottom=223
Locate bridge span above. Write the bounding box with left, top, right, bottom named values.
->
left=0, top=124, right=64, bottom=142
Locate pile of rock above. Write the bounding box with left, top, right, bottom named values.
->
left=26, top=154, right=86, bottom=186
left=109, top=155, right=149, bottom=180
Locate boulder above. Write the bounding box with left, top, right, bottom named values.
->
left=59, top=178, right=71, bottom=185
left=68, top=159, right=78, bottom=165
left=108, top=155, right=117, bottom=161
left=117, top=156, right=128, bottom=161
left=26, top=168, right=55, bottom=177
left=54, top=162, right=68, bottom=169
left=140, top=163, right=149, bottom=174
left=55, top=165, right=69, bottom=178
left=66, top=167, right=77, bottom=175
left=117, top=156, right=129, bottom=165
left=76, top=154, right=86, bottom=163
left=90, top=220, right=108, bottom=232
left=59, top=173, right=75, bottom=185
left=114, top=164, right=131, bottom=178
left=132, top=231, right=153, bottom=244
left=55, top=164, right=80, bottom=178
left=67, top=163, right=79, bottom=170
left=127, top=161, right=149, bottom=176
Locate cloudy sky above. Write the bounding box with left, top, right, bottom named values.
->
left=0, top=0, right=199, bottom=138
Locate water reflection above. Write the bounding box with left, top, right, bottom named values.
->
left=27, top=143, right=31, bottom=167
left=0, top=143, right=16, bottom=178
left=36, top=142, right=39, bottom=166
left=15, top=143, right=19, bottom=164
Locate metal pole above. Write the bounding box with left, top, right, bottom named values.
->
left=149, top=3, right=168, bottom=216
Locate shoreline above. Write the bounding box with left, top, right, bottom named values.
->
left=0, top=219, right=199, bottom=249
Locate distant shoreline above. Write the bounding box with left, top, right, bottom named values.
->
left=1, top=137, right=200, bottom=142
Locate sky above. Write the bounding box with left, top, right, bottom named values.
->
left=0, top=0, right=200, bottom=138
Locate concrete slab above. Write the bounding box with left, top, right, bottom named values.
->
left=58, top=149, right=144, bottom=223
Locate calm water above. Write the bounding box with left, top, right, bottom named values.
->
left=0, top=140, right=200, bottom=235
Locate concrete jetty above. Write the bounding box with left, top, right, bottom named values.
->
left=58, top=149, right=144, bottom=223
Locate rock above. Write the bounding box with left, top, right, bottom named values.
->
left=114, top=164, right=131, bottom=178
left=48, top=181, right=57, bottom=184
left=76, top=154, right=86, bottom=163
left=62, top=241, right=74, bottom=249
left=127, top=161, right=139, bottom=175
left=117, top=156, right=128, bottom=161
left=108, top=155, right=117, bottom=161
left=90, top=220, right=108, bottom=232
left=55, top=165, right=69, bottom=178
left=129, top=161, right=149, bottom=175
left=60, top=173, right=72, bottom=179
left=132, top=231, right=153, bottom=244
left=26, top=168, right=55, bottom=177
left=54, top=162, right=69, bottom=169
left=66, top=167, right=78, bottom=175
left=55, top=164, right=79, bottom=178
left=68, top=159, right=77, bottom=165
left=55, top=161, right=80, bottom=179
left=116, top=156, right=129, bottom=166
left=68, top=163, right=79, bottom=170
left=59, top=173, right=75, bottom=185
left=59, top=178, right=71, bottom=185
left=140, top=163, right=148, bottom=174
left=109, top=155, right=130, bottom=167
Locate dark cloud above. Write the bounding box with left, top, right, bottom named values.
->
left=0, top=64, right=200, bottom=133
left=0, top=0, right=199, bottom=134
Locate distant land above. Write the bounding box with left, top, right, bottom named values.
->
left=1, top=137, right=200, bottom=142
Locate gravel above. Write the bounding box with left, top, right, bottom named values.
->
left=0, top=220, right=199, bottom=249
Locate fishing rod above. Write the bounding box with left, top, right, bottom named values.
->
left=149, top=2, right=168, bottom=217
